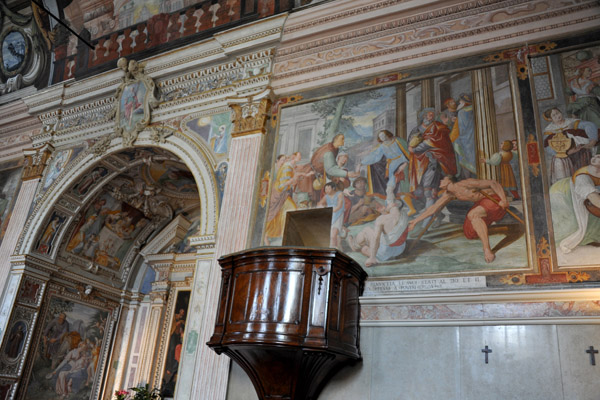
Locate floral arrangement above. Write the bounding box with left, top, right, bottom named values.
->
left=115, top=385, right=161, bottom=400
left=114, top=390, right=129, bottom=400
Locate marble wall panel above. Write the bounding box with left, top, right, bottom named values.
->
left=459, top=325, right=563, bottom=400
left=556, top=325, right=600, bottom=400
left=370, top=326, right=461, bottom=400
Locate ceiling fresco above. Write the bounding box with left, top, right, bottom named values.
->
left=35, top=147, right=201, bottom=284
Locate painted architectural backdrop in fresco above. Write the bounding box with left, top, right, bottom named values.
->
left=23, top=296, right=110, bottom=400
left=535, top=45, right=600, bottom=268
left=266, top=65, right=528, bottom=276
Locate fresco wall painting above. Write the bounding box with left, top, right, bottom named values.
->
left=0, top=163, right=23, bottom=248
left=65, top=190, right=149, bottom=270
left=182, top=111, right=233, bottom=210
left=22, top=295, right=111, bottom=400
left=537, top=45, right=600, bottom=269
left=265, top=64, right=530, bottom=277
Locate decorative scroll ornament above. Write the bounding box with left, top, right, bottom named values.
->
left=22, top=143, right=54, bottom=181
left=483, top=42, right=557, bottom=80
left=114, top=58, right=159, bottom=147
left=149, top=125, right=174, bottom=144
left=91, top=135, right=113, bottom=157
left=229, top=90, right=272, bottom=137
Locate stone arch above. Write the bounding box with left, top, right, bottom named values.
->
left=16, top=128, right=218, bottom=258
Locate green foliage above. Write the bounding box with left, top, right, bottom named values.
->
left=130, top=385, right=162, bottom=400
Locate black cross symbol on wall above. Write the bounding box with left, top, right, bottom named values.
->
left=586, top=346, right=598, bottom=366
left=482, top=345, right=492, bottom=364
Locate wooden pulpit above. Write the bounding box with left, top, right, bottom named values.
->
left=207, top=247, right=367, bottom=400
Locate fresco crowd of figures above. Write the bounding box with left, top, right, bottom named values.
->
left=265, top=50, right=600, bottom=274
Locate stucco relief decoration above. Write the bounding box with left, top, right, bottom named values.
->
left=149, top=125, right=175, bottom=145
left=114, top=57, right=159, bottom=147
left=230, top=96, right=271, bottom=136
left=22, top=144, right=54, bottom=181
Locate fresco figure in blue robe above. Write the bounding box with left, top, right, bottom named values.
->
left=358, top=129, right=413, bottom=213
left=450, top=93, right=476, bottom=178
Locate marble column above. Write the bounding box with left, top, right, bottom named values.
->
left=188, top=94, right=270, bottom=400
left=135, top=284, right=168, bottom=386
left=102, top=296, right=141, bottom=399
left=0, top=145, right=53, bottom=341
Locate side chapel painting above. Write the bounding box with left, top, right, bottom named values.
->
left=0, top=163, right=23, bottom=246
left=23, top=296, right=109, bottom=400
left=537, top=45, right=600, bottom=268
left=160, top=290, right=190, bottom=397
left=266, top=64, right=529, bottom=276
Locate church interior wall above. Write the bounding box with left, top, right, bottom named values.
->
left=0, top=1, right=599, bottom=399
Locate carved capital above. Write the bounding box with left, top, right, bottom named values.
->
left=22, top=144, right=54, bottom=181
left=149, top=289, right=168, bottom=303
left=229, top=92, right=272, bottom=137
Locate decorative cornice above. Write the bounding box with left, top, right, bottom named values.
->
left=360, top=288, right=600, bottom=326
left=282, top=0, right=410, bottom=35
left=272, top=0, right=599, bottom=91
left=273, top=13, right=599, bottom=91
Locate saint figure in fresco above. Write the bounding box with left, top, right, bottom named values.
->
left=550, top=154, right=600, bottom=254
left=347, top=200, right=409, bottom=267
left=449, top=93, right=476, bottom=178
left=542, top=107, right=598, bottom=184
left=5, top=323, right=25, bottom=358
left=357, top=129, right=413, bottom=212
left=38, top=215, right=61, bottom=254
left=567, top=65, right=600, bottom=130
left=264, top=152, right=303, bottom=244
left=317, top=181, right=345, bottom=249
left=408, top=108, right=457, bottom=224
left=408, top=176, right=509, bottom=263
left=295, top=134, right=360, bottom=203
left=42, top=312, right=69, bottom=363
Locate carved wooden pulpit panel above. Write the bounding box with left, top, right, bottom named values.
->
left=207, top=247, right=367, bottom=400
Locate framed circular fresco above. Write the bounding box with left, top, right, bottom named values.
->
left=0, top=28, right=30, bottom=77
